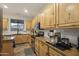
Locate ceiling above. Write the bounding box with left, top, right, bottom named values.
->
left=0, top=3, right=48, bottom=20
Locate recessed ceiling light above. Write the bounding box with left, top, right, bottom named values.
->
left=3, top=5, right=8, bottom=8
left=24, top=9, right=28, bottom=13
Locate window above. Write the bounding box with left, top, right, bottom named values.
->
left=10, top=19, right=24, bottom=31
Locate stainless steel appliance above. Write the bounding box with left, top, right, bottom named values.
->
left=48, top=30, right=55, bottom=43
left=54, top=32, right=61, bottom=44
left=37, top=31, right=44, bottom=37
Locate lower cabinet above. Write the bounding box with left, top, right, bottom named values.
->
left=35, top=39, right=40, bottom=55
left=1, top=40, right=14, bottom=56
left=35, top=39, right=65, bottom=56
left=49, top=47, right=62, bottom=56
left=27, top=35, right=32, bottom=45
left=39, top=41, right=48, bottom=56
left=15, top=35, right=31, bottom=44
left=35, top=39, right=48, bottom=56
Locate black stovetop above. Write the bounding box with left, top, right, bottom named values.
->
left=46, top=42, right=72, bottom=51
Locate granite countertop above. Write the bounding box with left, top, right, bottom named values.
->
left=3, top=35, right=15, bottom=40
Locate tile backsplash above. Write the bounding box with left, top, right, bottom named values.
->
left=55, top=28, right=79, bottom=46
left=43, top=28, right=79, bottom=46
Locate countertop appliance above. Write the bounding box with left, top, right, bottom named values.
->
left=54, top=32, right=61, bottom=44
left=48, top=30, right=55, bottom=43
left=55, top=38, right=72, bottom=50
left=36, top=31, right=44, bottom=37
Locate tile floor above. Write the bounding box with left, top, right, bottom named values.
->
left=14, top=43, right=36, bottom=56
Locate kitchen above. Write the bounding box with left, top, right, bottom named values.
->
left=0, top=3, right=79, bottom=56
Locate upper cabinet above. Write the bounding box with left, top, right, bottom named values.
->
left=26, top=20, right=32, bottom=30
left=39, top=4, right=56, bottom=29
left=47, top=4, right=56, bottom=28
left=32, top=3, right=79, bottom=29
left=3, top=17, right=9, bottom=30
left=58, top=3, right=79, bottom=28
left=31, top=16, right=38, bottom=29
left=39, top=13, right=46, bottom=29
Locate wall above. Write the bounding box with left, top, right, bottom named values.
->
left=55, top=28, right=79, bottom=46
left=43, top=28, right=79, bottom=46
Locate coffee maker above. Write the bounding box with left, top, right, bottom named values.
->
left=54, top=32, right=61, bottom=44
left=48, top=30, right=55, bottom=43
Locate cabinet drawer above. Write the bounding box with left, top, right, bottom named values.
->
left=39, top=42, right=48, bottom=56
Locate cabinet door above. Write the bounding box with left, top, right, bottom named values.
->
left=1, top=40, right=14, bottom=56
left=40, top=4, right=56, bottom=29
left=27, top=35, right=32, bottom=45
left=3, top=17, right=9, bottom=30
left=44, top=14, right=50, bottom=28
left=49, top=4, right=56, bottom=28
left=58, top=3, right=69, bottom=25
left=67, top=4, right=79, bottom=23
left=58, top=3, right=79, bottom=27
left=39, top=13, right=46, bottom=29
left=39, top=42, right=48, bottom=56
left=22, top=35, right=28, bottom=43
left=49, top=48, right=62, bottom=56
left=26, top=20, right=32, bottom=30
left=35, top=39, right=40, bottom=55
left=15, top=35, right=22, bottom=44
left=32, top=19, right=36, bottom=28
left=43, top=7, right=51, bottom=28
left=58, top=3, right=69, bottom=26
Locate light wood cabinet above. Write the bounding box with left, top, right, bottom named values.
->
left=15, top=35, right=32, bottom=44
left=15, top=35, right=28, bottom=44
left=66, top=4, right=79, bottom=23
left=15, top=35, right=23, bottom=44
left=3, top=17, right=9, bottom=30
left=35, top=38, right=65, bottom=56
left=49, top=47, right=62, bottom=56
left=58, top=3, right=79, bottom=28
left=26, top=20, right=32, bottom=30
left=39, top=41, right=48, bottom=56
left=27, top=35, right=32, bottom=45
left=32, top=16, right=38, bottom=29
left=44, top=4, right=56, bottom=28
left=58, top=4, right=68, bottom=25
left=1, top=40, right=14, bottom=56
left=39, top=4, right=56, bottom=29
left=39, top=13, right=46, bottom=29
left=32, top=3, right=79, bottom=29
left=35, top=39, right=40, bottom=55
left=35, top=39, right=48, bottom=56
